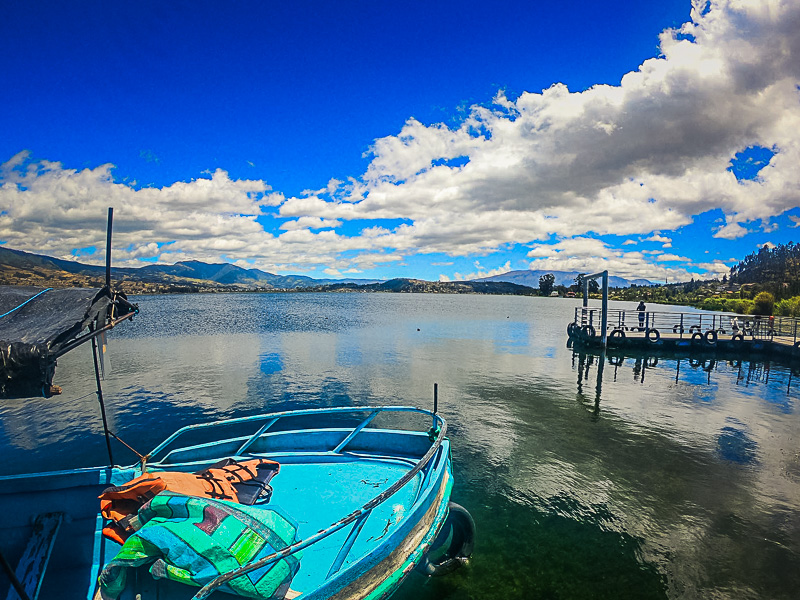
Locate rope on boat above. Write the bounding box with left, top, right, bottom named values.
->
left=67, top=390, right=101, bottom=403
left=106, top=430, right=148, bottom=463
left=0, top=288, right=51, bottom=320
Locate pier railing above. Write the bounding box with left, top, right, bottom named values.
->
left=573, top=307, right=800, bottom=345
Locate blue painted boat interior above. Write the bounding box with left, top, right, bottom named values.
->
left=264, top=457, right=423, bottom=593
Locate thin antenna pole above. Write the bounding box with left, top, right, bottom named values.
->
left=105, top=207, right=113, bottom=289
left=91, top=326, right=114, bottom=466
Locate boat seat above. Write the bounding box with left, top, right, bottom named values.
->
left=4, top=512, right=64, bottom=600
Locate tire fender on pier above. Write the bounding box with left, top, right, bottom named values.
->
left=646, top=328, right=660, bottom=343
left=704, top=330, right=718, bottom=346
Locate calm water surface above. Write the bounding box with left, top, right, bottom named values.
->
left=1, top=293, right=798, bottom=599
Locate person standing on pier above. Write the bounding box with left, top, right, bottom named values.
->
left=637, top=301, right=646, bottom=331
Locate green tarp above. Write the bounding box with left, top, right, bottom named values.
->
left=99, top=491, right=301, bottom=599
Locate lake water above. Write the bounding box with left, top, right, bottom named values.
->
left=1, top=293, right=799, bottom=599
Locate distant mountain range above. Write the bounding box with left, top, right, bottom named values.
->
left=476, top=269, right=653, bottom=288
left=0, top=246, right=652, bottom=292
left=0, top=246, right=378, bottom=290
left=309, top=278, right=536, bottom=295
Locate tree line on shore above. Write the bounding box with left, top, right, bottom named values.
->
left=565, top=241, right=799, bottom=317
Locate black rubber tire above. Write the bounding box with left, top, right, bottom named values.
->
left=581, top=324, right=596, bottom=339
left=731, top=333, right=744, bottom=342
left=704, top=330, right=718, bottom=346
left=646, top=328, right=660, bottom=343
left=691, top=332, right=704, bottom=344
left=567, top=322, right=579, bottom=338
left=608, top=329, right=625, bottom=343
left=416, top=502, right=476, bottom=577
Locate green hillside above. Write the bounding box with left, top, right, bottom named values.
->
left=729, top=242, right=800, bottom=299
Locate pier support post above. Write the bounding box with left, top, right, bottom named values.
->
left=583, top=270, right=609, bottom=347
left=601, top=271, right=608, bottom=346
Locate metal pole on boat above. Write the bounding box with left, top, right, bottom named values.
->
left=431, top=383, right=439, bottom=436
left=105, top=207, right=113, bottom=289
left=0, top=549, right=32, bottom=600
left=91, top=325, right=115, bottom=466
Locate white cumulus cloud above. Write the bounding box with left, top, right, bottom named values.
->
left=2, top=0, right=799, bottom=279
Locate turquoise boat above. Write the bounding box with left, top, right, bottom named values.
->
left=0, top=213, right=474, bottom=600
left=1, top=405, right=473, bottom=600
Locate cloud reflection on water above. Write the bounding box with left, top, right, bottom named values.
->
left=0, top=293, right=798, bottom=598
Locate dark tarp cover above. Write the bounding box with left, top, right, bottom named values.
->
left=0, top=286, right=114, bottom=398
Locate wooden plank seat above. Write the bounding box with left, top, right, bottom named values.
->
left=4, top=512, right=64, bottom=600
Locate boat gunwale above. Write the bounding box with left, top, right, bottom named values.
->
left=146, top=405, right=444, bottom=467
left=152, top=429, right=430, bottom=470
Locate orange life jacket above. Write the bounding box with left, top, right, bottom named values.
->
left=99, top=458, right=280, bottom=544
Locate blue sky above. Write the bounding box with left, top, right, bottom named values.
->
left=1, top=0, right=799, bottom=283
